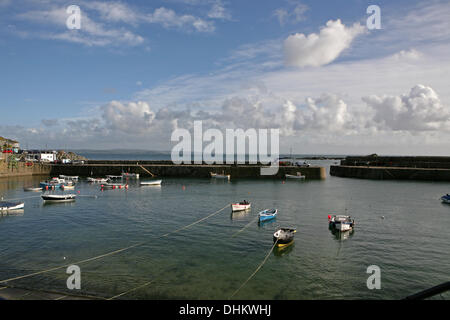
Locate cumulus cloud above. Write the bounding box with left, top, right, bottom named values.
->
left=363, top=84, right=450, bottom=131
left=208, top=0, right=231, bottom=20
left=102, top=101, right=156, bottom=134
left=284, top=19, right=365, bottom=67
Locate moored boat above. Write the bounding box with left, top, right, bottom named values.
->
left=0, top=201, right=25, bottom=211
left=259, top=209, right=277, bottom=222
left=41, top=194, right=76, bottom=202
left=59, top=175, right=79, bottom=181
left=140, top=180, right=162, bottom=186
left=210, top=172, right=230, bottom=180
left=24, top=187, right=43, bottom=192
left=328, top=215, right=355, bottom=232
left=231, top=200, right=251, bottom=212
left=101, top=183, right=128, bottom=190
left=273, top=228, right=296, bottom=247
left=60, top=184, right=75, bottom=190
left=87, top=177, right=109, bottom=183
left=285, top=172, right=306, bottom=180
left=441, top=194, right=450, bottom=204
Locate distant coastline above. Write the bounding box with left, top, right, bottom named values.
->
left=70, top=149, right=347, bottom=161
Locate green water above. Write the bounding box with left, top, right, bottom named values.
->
left=0, top=166, right=449, bottom=299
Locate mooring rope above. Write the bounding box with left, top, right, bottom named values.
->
left=0, top=195, right=42, bottom=202
left=0, top=203, right=229, bottom=285
left=231, top=214, right=260, bottom=238
left=229, top=239, right=278, bottom=299
left=107, top=280, right=154, bottom=300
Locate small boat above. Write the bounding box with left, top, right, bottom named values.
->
left=273, top=228, right=296, bottom=247
left=231, top=200, right=251, bottom=212
left=41, top=194, right=76, bottom=202
left=101, top=183, right=128, bottom=190
left=441, top=194, right=450, bottom=204
left=285, top=172, right=306, bottom=180
left=59, top=175, right=79, bottom=181
left=60, top=184, right=75, bottom=190
left=0, top=201, right=25, bottom=211
left=328, top=215, right=355, bottom=232
left=24, top=187, right=43, bottom=192
left=210, top=172, right=230, bottom=180
left=106, top=175, right=122, bottom=180
left=40, top=181, right=61, bottom=189
left=140, top=180, right=162, bottom=186
left=259, top=209, right=277, bottom=222
left=87, top=177, right=109, bottom=183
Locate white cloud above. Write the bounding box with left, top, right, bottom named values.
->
left=363, top=84, right=450, bottom=132
left=102, top=101, right=156, bottom=134
left=208, top=0, right=231, bottom=20
left=284, top=19, right=365, bottom=67
left=274, top=1, right=308, bottom=26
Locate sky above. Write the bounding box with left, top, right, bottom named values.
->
left=0, top=0, right=450, bottom=155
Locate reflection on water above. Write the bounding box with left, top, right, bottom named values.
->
left=330, top=228, right=355, bottom=241
left=230, top=209, right=251, bottom=220
left=0, top=209, right=24, bottom=218
left=273, top=242, right=295, bottom=257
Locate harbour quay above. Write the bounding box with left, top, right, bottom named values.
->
left=48, top=160, right=327, bottom=180
left=330, top=155, right=450, bottom=181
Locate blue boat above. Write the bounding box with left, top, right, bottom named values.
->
left=259, top=209, right=277, bottom=222
left=441, top=194, right=450, bottom=204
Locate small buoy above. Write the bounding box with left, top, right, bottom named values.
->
left=381, top=216, right=385, bottom=219
left=63, top=257, right=66, bottom=260
left=282, top=181, right=285, bottom=184
left=182, top=186, right=186, bottom=190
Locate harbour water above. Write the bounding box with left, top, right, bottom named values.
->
left=0, top=161, right=449, bottom=299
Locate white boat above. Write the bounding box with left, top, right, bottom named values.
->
left=24, top=187, right=42, bottom=192
left=106, top=175, right=122, bottom=180
left=140, top=180, right=162, bottom=186
left=285, top=172, right=306, bottom=180
left=210, top=172, right=230, bottom=180
left=60, top=184, right=75, bottom=190
left=328, top=215, right=355, bottom=232
left=0, top=201, right=25, bottom=211
left=41, top=194, right=76, bottom=202
left=59, top=175, right=79, bottom=181
left=231, top=201, right=251, bottom=212
left=101, top=183, right=128, bottom=190
left=87, top=177, right=109, bottom=183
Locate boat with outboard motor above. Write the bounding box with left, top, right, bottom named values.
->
left=328, top=215, right=355, bottom=232
left=441, top=194, right=450, bottom=204
left=273, top=228, right=296, bottom=247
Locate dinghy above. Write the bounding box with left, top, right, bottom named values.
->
left=140, top=180, right=162, bottom=186
left=285, top=172, right=306, bottom=180
left=24, top=187, right=42, bottom=192
left=0, top=201, right=25, bottom=211
left=231, top=200, right=251, bottom=212
left=122, top=173, right=139, bottom=179
left=87, top=177, right=109, bottom=183
left=60, top=184, right=75, bottom=190
left=259, top=209, right=277, bottom=222
left=210, top=172, right=230, bottom=180
left=59, top=175, right=79, bottom=181
left=328, top=215, right=355, bottom=232
left=41, top=194, right=76, bottom=202
left=441, top=194, right=450, bottom=204
left=101, top=183, right=128, bottom=190
left=273, top=228, right=296, bottom=247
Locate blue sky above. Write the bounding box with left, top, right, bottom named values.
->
left=1, top=0, right=450, bottom=154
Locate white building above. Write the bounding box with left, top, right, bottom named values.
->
left=24, top=150, right=57, bottom=162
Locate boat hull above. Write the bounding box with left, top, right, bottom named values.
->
left=140, top=180, right=162, bottom=186
left=285, top=174, right=305, bottom=180
left=273, top=228, right=296, bottom=247
left=231, top=203, right=251, bottom=212
left=41, top=195, right=76, bottom=202
left=0, top=202, right=25, bottom=211
left=259, top=209, right=277, bottom=222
